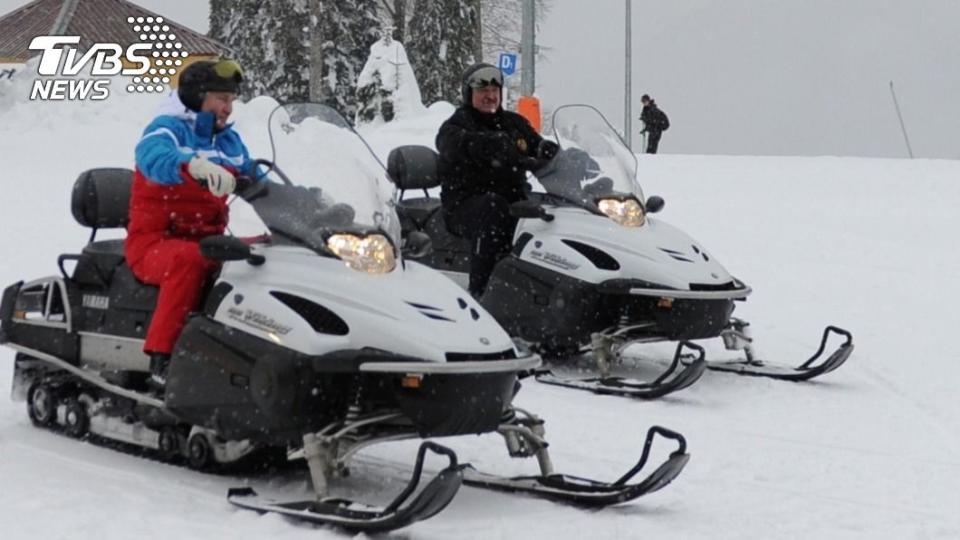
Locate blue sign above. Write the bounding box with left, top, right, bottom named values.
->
left=498, top=52, right=518, bottom=76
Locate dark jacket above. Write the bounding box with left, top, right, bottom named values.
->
left=640, top=101, right=670, bottom=133
left=436, top=106, right=544, bottom=213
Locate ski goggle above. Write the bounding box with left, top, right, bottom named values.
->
left=467, top=66, right=503, bottom=89
left=212, top=58, right=244, bottom=82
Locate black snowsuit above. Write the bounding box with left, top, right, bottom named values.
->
left=640, top=101, right=670, bottom=154
left=436, top=106, right=544, bottom=296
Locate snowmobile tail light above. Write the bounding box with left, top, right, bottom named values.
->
left=597, top=198, right=646, bottom=227
left=326, top=233, right=396, bottom=273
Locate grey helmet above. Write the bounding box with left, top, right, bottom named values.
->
left=460, top=62, right=504, bottom=105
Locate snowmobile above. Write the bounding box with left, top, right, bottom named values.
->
left=0, top=102, right=690, bottom=533
left=387, top=104, right=853, bottom=399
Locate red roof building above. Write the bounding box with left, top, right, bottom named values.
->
left=0, top=0, right=227, bottom=63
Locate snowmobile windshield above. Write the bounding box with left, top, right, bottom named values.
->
left=255, top=103, right=401, bottom=260
left=536, top=104, right=643, bottom=209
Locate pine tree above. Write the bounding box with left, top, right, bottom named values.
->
left=406, top=0, right=480, bottom=105
left=209, top=1, right=310, bottom=102
left=209, top=0, right=379, bottom=119
left=317, top=0, right=381, bottom=118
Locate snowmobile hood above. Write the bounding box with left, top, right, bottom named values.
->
left=213, top=246, right=517, bottom=362
left=515, top=207, right=739, bottom=292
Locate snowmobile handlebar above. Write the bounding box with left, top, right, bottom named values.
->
left=193, top=158, right=281, bottom=194
left=510, top=200, right=555, bottom=222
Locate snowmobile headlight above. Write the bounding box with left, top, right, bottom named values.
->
left=326, top=233, right=396, bottom=273
left=597, top=198, right=646, bottom=227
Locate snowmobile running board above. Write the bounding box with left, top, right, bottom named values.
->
left=227, top=442, right=464, bottom=533
left=462, top=426, right=689, bottom=506
left=708, top=325, right=854, bottom=381
left=534, top=341, right=707, bottom=399
left=7, top=343, right=164, bottom=408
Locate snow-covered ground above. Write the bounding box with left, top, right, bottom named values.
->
left=1, top=86, right=958, bottom=539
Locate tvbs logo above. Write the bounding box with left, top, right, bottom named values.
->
left=28, top=36, right=150, bottom=100
left=28, top=16, right=188, bottom=101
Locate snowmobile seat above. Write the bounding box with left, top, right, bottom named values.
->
left=63, top=168, right=133, bottom=286
left=387, top=145, right=442, bottom=230
left=73, top=240, right=127, bottom=286
left=71, top=168, right=133, bottom=234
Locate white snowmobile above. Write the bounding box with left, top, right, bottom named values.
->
left=387, top=104, right=853, bottom=399
left=0, top=102, right=690, bottom=532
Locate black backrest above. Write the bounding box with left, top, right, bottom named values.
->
left=387, top=145, right=440, bottom=191
left=71, top=168, right=134, bottom=229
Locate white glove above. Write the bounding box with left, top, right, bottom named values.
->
left=188, top=156, right=235, bottom=197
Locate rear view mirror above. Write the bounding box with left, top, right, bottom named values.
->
left=403, top=231, right=433, bottom=259
left=645, top=195, right=665, bottom=214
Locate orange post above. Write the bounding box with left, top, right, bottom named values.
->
left=517, top=95, right=542, bottom=133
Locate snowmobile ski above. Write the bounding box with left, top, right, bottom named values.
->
left=708, top=321, right=853, bottom=381
left=534, top=341, right=706, bottom=398
left=227, top=442, right=464, bottom=533
left=462, top=426, right=689, bottom=506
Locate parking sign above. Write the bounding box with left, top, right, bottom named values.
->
left=498, top=52, right=518, bottom=76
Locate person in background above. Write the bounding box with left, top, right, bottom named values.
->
left=125, top=59, right=254, bottom=392
left=640, top=94, right=670, bottom=154
left=435, top=62, right=559, bottom=298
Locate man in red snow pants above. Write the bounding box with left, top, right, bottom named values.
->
left=125, top=59, right=252, bottom=392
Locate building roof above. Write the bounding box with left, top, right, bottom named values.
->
left=0, top=0, right=227, bottom=62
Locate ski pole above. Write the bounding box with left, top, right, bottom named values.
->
left=889, top=81, right=914, bottom=159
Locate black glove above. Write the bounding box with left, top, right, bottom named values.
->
left=537, top=139, right=560, bottom=160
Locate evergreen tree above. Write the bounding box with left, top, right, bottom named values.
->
left=318, top=0, right=381, bottom=118
left=406, top=0, right=480, bottom=105
left=209, top=0, right=379, bottom=119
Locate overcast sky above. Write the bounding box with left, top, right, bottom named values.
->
left=3, top=0, right=958, bottom=158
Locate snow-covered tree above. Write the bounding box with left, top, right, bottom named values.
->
left=313, top=0, right=381, bottom=117
left=376, top=0, right=549, bottom=64
left=208, top=1, right=308, bottom=102
left=209, top=0, right=380, bottom=119
left=406, top=0, right=480, bottom=105
left=355, top=34, right=425, bottom=125
left=481, top=0, right=551, bottom=62
left=377, top=0, right=410, bottom=43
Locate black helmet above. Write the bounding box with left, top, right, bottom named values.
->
left=177, top=58, right=244, bottom=112
left=460, top=62, right=503, bottom=105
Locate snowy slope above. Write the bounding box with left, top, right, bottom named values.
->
left=1, top=89, right=958, bottom=539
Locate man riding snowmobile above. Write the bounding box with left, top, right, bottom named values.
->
left=127, top=58, right=252, bottom=391
left=436, top=62, right=559, bottom=297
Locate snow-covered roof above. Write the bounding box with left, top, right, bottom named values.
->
left=0, top=0, right=228, bottom=62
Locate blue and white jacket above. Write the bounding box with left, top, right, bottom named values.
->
left=135, top=92, right=253, bottom=184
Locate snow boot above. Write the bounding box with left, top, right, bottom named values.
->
left=147, top=352, right=171, bottom=394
